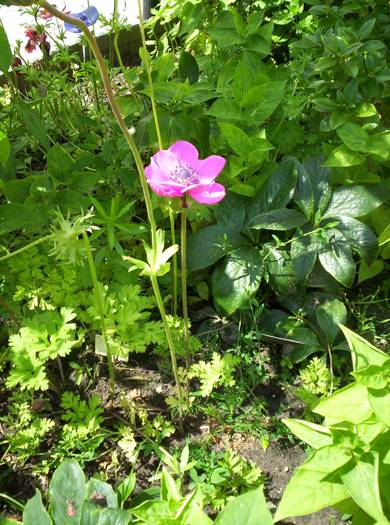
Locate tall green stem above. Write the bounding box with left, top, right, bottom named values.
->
left=137, top=0, right=178, bottom=316
left=0, top=234, right=54, bottom=262
left=83, top=231, right=115, bottom=394
left=150, top=275, right=183, bottom=419
left=181, top=204, right=190, bottom=370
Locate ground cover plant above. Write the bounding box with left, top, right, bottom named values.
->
left=0, top=0, right=389, bottom=523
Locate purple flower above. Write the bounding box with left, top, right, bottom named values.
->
left=64, top=6, right=99, bottom=33
left=145, top=141, right=226, bottom=205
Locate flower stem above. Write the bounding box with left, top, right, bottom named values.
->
left=82, top=231, right=115, bottom=395
left=169, top=206, right=178, bottom=317
left=150, top=274, right=183, bottom=419
left=0, top=233, right=54, bottom=262
left=181, top=203, right=190, bottom=371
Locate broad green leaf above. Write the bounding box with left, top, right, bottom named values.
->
left=212, top=246, right=262, bottom=314
left=248, top=158, right=297, bottom=218
left=339, top=326, right=389, bottom=371
left=294, top=157, right=332, bottom=219
left=230, top=183, right=256, bottom=197
left=314, top=383, right=372, bottom=425
left=240, top=81, right=286, bottom=123
left=282, top=419, right=332, bottom=449
left=285, top=326, right=322, bottom=362
left=80, top=501, right=101, bottom=525
left=96, top=508, right=133, bottom=525
left=318, top=230, right=356, bottom=287
left=86, top=478, right=117, bottom=508
left=215, top=486, right=273, bottom=525
left=47, top=144, right=74, bottom=181
left=323, top=185, right=386, bottom=219
left=187, top=225, right=245, bottom=271
left=214, top=193, right=247, bottom=229
left=290, top=232, right=318, bottom=281
left=178, top=51, right=199, bottom=84
left=0, top=519, right=22, bottom=525
left=336, top=122, right=370, bottom=152
left=266, top=247, right=297, bottom=295
left=324, top=145, right=365, bottom=167
left=0, top=203, right=44, bottom=235
left=0, top=131, right=10, bottom=166
left=219, top=123, right=251, bottom=156
left=341, top=453, right=387, bottom=523
left=0, top=24, right=12, bottom=74
left=336, top=216, right=378, bottom=264
left=301, top=445, right=352, bottom=474
left=16, top=102, right=50, bottom=151
left=378, top=224, right=390, bottom=246
left=274, top=468, right=349, bottom=522
left=316, top=298, right=347, bottom=343
left=353, top=365, right=389, bottom=390
left=23, top=490, right=51, bottom=525
left=358, top=259, right=384, bottom=284
left=250, top=208, right=307, bottom=230
left=50, top=459, right=86, bottom=525
left=367, top=388, right=390, bottom=427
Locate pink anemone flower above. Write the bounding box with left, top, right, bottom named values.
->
left=145, top=140, right=226, bottom=205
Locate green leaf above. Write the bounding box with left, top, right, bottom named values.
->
left=290, top=232, right=318, bottom=281
left=316, top=298, right=347, bottom=343
left=266, top=247, right=297, bottom=295
left=219, top=123, right=251, bottom=156
left=240, top=81, right=286, bottom=123
left=341, top=453, right=387, bottom=523
left=212, top=246, right=262, bottom=314
left=318, top=230, right=356, bottom=287
left=336, top=122, right=370, bottom=152
left=187, top=225, right=245, bottom=272
left=324, top=145, right=365, bottom=167
left=314, top=383, right=372, bottom=425
left=301, top=445, right=352, bottom=474
left=178, top=51, right=199, bottom=84
left=0, top=203, right=44, bottom=235
left=16, top=102, right=50, bottom=151
left=339, top=326, right=389, bottom=371
left=358, top=259, right=384, bottom=284
left=23, top=490, right=51, bottom=525
left=336, top=216, right=378, bottom=264
left=324, top=185, right=387, bottom=220
left=275, top=468, right=349, bottom=522
left=96, top=508, right=133, bottom=525
left=215, top=486, right=273, bottom=525
left=0, top=24, right=12, bottom=74
left=86, top=479, right=117, bottom=508
left=0, top=519, right=22, bottom=525
left=0, top=131, right=11, bottom=166
left=367, top=388, right=390, bottom=427
left=282, top=419, right=332, bottom=449
left=378, top=224, right=390, bottom=246
left=230, top=183, right=256, bottom=197
left=294, top=157, right=332, bottom=219
left=50, top=459, right=86, bottom=525
left=47, top=144, right=74, bottom=181
left=248, top=158, right=297, bottom=219
left=250, top=208, right=307, bottom=230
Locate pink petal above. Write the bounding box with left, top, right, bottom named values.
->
left=152, top=149, right=179, bottom=174
left=187, top=182, right=226, bottom=205
left=148, top=180, right=185, bottom=198
left=169, top=141, right=199, bottom=166
left=145, top=163, right=171, bottom=183
left=197, top=155, right=226, bottom=183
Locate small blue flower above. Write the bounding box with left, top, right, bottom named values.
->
left=64, top=6, right=99, bottom=33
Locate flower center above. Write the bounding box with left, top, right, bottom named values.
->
left=170, top=164, right=199, bottom=186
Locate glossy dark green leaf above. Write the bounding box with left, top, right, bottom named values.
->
left=50, top=459, right=86, bottom=525
left=323, top=185, right=387, bottom=219
left=266, top=247, right=297, bottom=295
left=336, top=122, right=370, bottom=152
left=187, top=225, right=245, bottom=271
left=294, top=157, right=332, bottom=219
left=0, top=24, right=12, bottom=75
left=318, top=230, right=356, bottom=287
left=178, top=52, right=199, bottom=84
left=336, top=216, right=378, bottom=264
left=212, top=246, right=262, bottom=314
left=291, top=233, right=318, bottom=281
left=248, top=158, right=297, bottom=219
left=23, top=490, right=51, bottom=525
left=240, top=81, right=285, bottom=123
left=316, top=298, right=347, bottom=343
left=250, top=208, right=307, bottom=230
